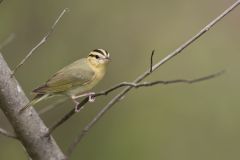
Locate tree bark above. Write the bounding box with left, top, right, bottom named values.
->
left=0, top=53, right=66, bottom=160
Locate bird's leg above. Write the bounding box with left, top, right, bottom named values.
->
left=72, top=92, right=96, bottom=103
left=70, top=96, right=83, bottom=112
left=71, top=92, right=95, bottom=112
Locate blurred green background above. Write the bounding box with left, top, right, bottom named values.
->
left=1, top=0, right=240, bottom=160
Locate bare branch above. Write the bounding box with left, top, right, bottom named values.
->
left=66, top=71, right=224, bottom=155
left=11, top=8, right=69, bottom=76
left=0, top=33, right=15, bottom=50
left=0, top=53, right=66, bottom=159
left=96, top=70, right=224, bottom=94
left=46, top=70, right=224, bottom=137
left=66, top=1, right=240, bottom=156
left=0, top=128, right=17, bottom=139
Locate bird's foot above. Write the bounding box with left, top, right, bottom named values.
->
left=88, top=92, right=95, bottom=102
left=71, top=92, right=95, bottom=112
left=71, top=98, right=82, bottom=112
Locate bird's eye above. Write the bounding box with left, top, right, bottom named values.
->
left=95, top=55, right=100, bottom=59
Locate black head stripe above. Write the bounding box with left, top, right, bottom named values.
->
left=105, top=50, right=109, bottom=56
left=93, top=49, right=105, bottom=56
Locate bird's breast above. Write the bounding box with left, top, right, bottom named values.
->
left=67, top=66, right=106, bottom=96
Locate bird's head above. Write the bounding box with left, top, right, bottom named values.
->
left=87, top=49, right=110, bottom=67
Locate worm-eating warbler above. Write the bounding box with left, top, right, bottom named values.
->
left=20, top=49, right=110, bottom=112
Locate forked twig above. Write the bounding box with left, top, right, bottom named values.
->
left=66, top=0, right=240, bottom=156
left=96, top=71, right=224, bottom=94
left=46, top=70, right=224, bottom=137
left=11, top=8, right=69, bottom=76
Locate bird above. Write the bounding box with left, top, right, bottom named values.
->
left=20, top=49, right=110, bottom=113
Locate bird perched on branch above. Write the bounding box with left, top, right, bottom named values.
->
left=20, top=49, right=110, bottom=113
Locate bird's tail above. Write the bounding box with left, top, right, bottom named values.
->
left=20, top=94, right=49, bottom=113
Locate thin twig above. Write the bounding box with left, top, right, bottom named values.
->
left=96, top=70, right=224, bottom=94
left=66, top=1, right=240, bottom=156
left=0, top=128, right=17, bottom=139
left=11, top=8, right=69, bottom=76
left=0, top=33, right=15, bottom=50
left=150, top=50, right=155, bottom=72
left=46, top=70, right=223, bottom=136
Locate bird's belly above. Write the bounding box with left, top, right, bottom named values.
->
left=66, top=86, right=86, bottom=96
left=66, top=77, right=102, bottom=96
left=66, top=85, right=91, bottom=96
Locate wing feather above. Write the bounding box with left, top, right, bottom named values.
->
left=33, top=58, right=95, bottom=94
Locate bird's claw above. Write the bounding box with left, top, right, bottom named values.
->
left=74, top=102, right=82, bottom=112
left=72, top=92, right=95, bottom=112
left=73, top=99, right=85, bottom=113
left=88, top=93, right=95, bottom=102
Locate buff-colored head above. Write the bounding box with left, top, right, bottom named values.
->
left=87, top=49, right=110, bottom=66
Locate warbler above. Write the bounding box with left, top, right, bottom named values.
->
left=20, top=49, right=110, bottom=112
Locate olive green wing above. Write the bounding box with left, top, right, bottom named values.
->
left=33, top=59, right=95, bottom=94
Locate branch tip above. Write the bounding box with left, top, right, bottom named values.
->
left=150, top=50, right=155, bottom=72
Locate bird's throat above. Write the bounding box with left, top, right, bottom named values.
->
left=87, top=58, right=106, bottom=78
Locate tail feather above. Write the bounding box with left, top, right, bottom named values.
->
left=20, top=94, right=49, bottom=113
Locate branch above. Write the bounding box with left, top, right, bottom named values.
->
left=0, top=127, right=17, bottom=139
left=96, top=71, right=224, bottom=93
left=0, top=53, right=66, bottom=159
left=46, top=70, right=224, bottom=137
left=11, top=8, right=69, bottom=76
left=66, top=1, right=240, bottom=156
